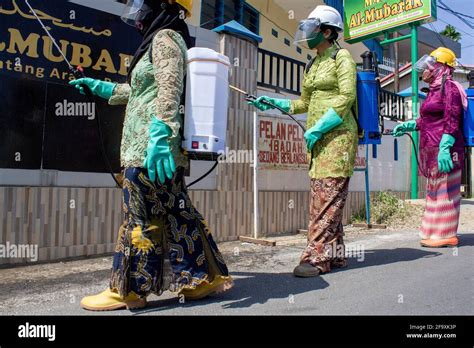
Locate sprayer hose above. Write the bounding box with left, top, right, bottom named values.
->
left=186, top=161, right=219, bottom=188
left=402, top=132, right=430, bottom=178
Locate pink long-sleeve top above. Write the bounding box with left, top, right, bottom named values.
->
left=416, top=79, right=465, bottom=177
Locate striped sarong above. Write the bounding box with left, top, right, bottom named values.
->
left=420, top=169, right=462, bottom=240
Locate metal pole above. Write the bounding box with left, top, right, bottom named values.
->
left=253, top=111, right=259, bottom=239
left=379, top=33, right=412, bottom=45
left=410, top=24, right=419, bottom=199
left=365, top=145, right=371, bottom=225
left=394, top=32, right=400, bottom=93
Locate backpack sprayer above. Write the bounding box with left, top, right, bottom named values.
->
left=357, top=51, right=383, bottom=145
left=182, top=48, right=231, bottom=161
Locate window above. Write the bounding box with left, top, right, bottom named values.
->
left=223, top=0, right=238, bottom=24
left=296, top=47, right=302, bottom=54
left=284, top=38, right=290, bottom=46
left=272, top=29, right=279, bottom=38
left=201, top=0, right=221, bottom=30
left=242, top=3, right=259, bottom=35
left=200, top=0, right=260, bottom=35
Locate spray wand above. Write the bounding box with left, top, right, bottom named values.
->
left=384, top=128, right=430, bottom=178
left=229, top=85, right=307, bottom=132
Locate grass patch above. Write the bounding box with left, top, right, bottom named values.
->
left=350, top=192, right=424, bottom=227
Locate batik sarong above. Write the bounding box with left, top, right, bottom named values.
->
left=110, top=167, right=231, bottom=298
left=420, top=169, right=462, bottom=240
left=300, top=177, right=350, bottom=273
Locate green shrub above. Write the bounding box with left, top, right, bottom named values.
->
left=372, top=191, right=406, bottom=224
left=350, top=206, right=367, bottom=224
left=350, top=191, right=408, bottom=225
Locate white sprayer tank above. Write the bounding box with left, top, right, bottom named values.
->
left=183, top=47, right=230, bottom=160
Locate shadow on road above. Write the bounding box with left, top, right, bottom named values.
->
left=129, top=234, right=474, bottom=314
left=337, top=233, right=474, bottom=272
left=341, top=247, right=442, bottom=272
left=134, top=272, right=329, bottom=312
left=220, top=271, right=330, bottom=309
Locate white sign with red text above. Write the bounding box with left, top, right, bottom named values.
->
left=258, top=116, right=308, bottom=170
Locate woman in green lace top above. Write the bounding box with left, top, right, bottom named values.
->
left=70, top=0, right=232, bottom=311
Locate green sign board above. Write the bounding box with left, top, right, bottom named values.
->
left=344, top=0, right=437, bottom=43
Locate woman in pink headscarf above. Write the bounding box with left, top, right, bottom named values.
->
left=393, top=47, right=468, bottom=248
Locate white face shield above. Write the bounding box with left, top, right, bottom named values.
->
left=121, top=0, right=153, bottom=26
left=414, top=54, right=437, bottom=73
left=294, top=18, right=322, bottom=49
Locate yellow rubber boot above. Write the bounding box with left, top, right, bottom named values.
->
left=180, top=275, right=233, bottom=301
left=80, top=289, right=147, bottom=311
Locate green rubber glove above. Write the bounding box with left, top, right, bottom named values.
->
left=438, top=134, right=455, bottom=174
left=69, top=78, right=116, bottom=100
left=304, top=107, right=343, bottom=152
left=392, top=120, right=417, bottom=137
left=143, top=118, right=176, bottom=184
left=248, top=96, right=291, bottom=112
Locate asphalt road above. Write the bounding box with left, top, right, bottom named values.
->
left=1, top=226, right=472, bottom=316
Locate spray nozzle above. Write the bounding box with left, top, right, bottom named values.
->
left=245, top=95, right=257, bottom=103
left=72, top=66, right=86, bottom=79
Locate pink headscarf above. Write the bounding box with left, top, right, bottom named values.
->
left=428, top=62, right=468, bottom=110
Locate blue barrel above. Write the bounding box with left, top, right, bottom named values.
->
left=357, top=72, right=381, bottom=145
left=464, top=88, right=474, bottom=147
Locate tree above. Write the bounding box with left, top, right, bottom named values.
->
left=440, top=24, right=462, bottom=42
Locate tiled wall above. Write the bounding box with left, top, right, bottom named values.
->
left=0, top=186, right=373, bottom=265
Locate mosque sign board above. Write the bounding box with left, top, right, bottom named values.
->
left=343, top=0, right=437, bottom=43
